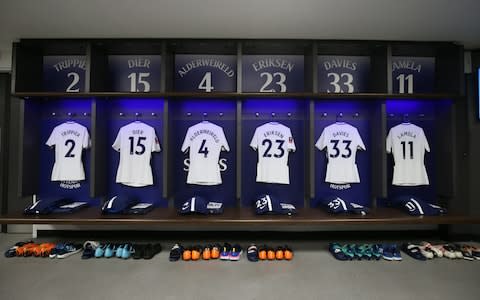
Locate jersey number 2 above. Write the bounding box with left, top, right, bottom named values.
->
left=65, top=139, right=75, bottom=157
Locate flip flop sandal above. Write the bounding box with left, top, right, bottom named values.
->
left=459, top=245, right=474, bottom=261
left=94, top=244, right=107, bottom=258
left=275, top=247, right=284, bottom=260
left=121, top=244, right=134, bottom=259
left=116, top=244, right=125, bottom=258
left=104, top=244, right=116, bottom=258
left=143, top=244, right=161, bottom=259
left=417, top=245, right=434, bottom=259
left=202, top=245, right=212, bottom=260
left=211, top=244, right=221, bottom=260
left=452, top=244, right=464, bottom=259
left=169, top=244, right=183, bottom=262
left=191, top=245, right=202, bottom=261
left=371, top=244, right=382, bottom=260
left=420, top=242, right=442, bottom=258
left=133, top=244, right=145, bottom=260
left=4, top=246, right=18, bottom=258
left=284, top=245, right=293, bottom=261
left=247, top=244, right=259, bottom=262
left=82, top=243, right=96, bottom=259
left=258, top=245, right=267, bottom=260
left=182, top=247, right=192, bottom=261
left=358, top=244, right=373, bottom=260
left=267, top=248, right=276, bottom=260
left=329, top=243, right=349, bottom=261
left=442, top=245, right=460, bottom=259
left=36, top=243, right=56, bottom=257
left=350, top=244, right=363, bottom=260
left=401, top=244, right=426, bottom=261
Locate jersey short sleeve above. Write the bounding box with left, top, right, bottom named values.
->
left=220, top=128, right=230, bottom=152
left=112, top=129, right=122, bottom=152
left=152, top=129, right=161, bottom=152
left=181, top=128, right=192, bottom=153
left=249, top=128, right=259, bottom=150
left=287, top=128, right=296, bottom=152
left=386, top=129, right=393, bottom=153
left=355, top=128, right=366, bottom=150
left=421, top=129, right=430, bottom=152
left=82, top=127, right=91, bottom=149
left=315, top=128, right=327, bottom=150
left=46, top=127, right=57, bottom=147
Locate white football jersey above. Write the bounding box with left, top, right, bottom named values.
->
left=46, top=121, right=90, bottom=181
left=250, top=122, right=296, bottom=184
left=386, top=123, right=430, bottom=186
left=181, top=121, right=230, bottom=185
left=316, top=122, right=366, bottom=184
left=112, top=121, right=161, bottom=187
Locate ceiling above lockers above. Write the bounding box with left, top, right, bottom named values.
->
left=0, top=0, right=479, bottom=71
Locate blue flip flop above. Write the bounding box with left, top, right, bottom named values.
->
left=121, top=244, right=133, bottom=259
left=116, top=244, right=124, bottom=258
left=95, top=244, right=107, bottom=258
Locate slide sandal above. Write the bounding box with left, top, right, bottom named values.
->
left=329, top=243, right=349, bottom=261
left=169, top=244, right=183, bottom=262
left=247, top=244, right=258, bottom=262
left=401, top=243, right=426, bottom=261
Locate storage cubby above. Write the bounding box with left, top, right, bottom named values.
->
left=21, top=98, right=97, bottom=205
left=90, top=40, right=164, bottom=92
left=241, top=98, right=308, bottom=207
left=390, top=42, right=463, bottom=94
left=312, top=99, right=382, bottom=208
left=383, top=99, right=454, bottom=207
left=13, top=40, right=88, bottom=93
left=316, top=41, right=388, bottom=93
left=168, top=99, right=237, bottom=208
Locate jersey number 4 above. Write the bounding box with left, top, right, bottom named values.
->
left=262, top=139, right=285, bottom=158
left=128, top=136, right=147, bottom=155
left=198, top=139, right=209, bottom=158
left=329, top=140, right=352, bottom=158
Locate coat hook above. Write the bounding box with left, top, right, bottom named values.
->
left=203, top=112, right=208, bottom=117
left=51, top=112, right=57, bottom=117
left=419, top=113, right=425, bottom=118
left=151, top=112, right=157, bottom=117
left=83, top=112, right=90, bottom=117
left=219, top=112, right=224, bottom=117
left=67, top=112, right=74, bottom=117
left=255, top=112, right=260, bottom=117
left=388, top=113, right=395, bottom=118
left=135, top=112, right=141, bottom=117
left=353, top=112, right=359, bottom=118
left=271, top=112, right=276, bottom=117
left=119, top=112, right=125, bottom=117
left=322, top=112, right=327, bottom=117
left=287, top=112, right=292, bottom=117
left=186, top=112, right=192, bottom=117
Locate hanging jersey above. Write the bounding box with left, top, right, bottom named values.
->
left=315, top=122, right=365, bottom=184
left=250, top=122, right=296, bottom=184
left=46, top=122, right=90, bottom=181
left=386, top=123, right=430, bottom=186
left=181, top=121, right=230, bottom=185
left=112, top=121, right=161, bottom=187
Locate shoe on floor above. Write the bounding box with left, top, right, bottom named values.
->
left=284, top=245, right=294, bottom=261
left=329, top=243, right=349, bottom=261
left=220, top=243, right=231, bottom=260
left=247, top=244, right=258, bottom=262
left=57, top=243, right=83, bottom=259
left=169, top=244, right=183, bottom=262
left=401, top=243, right=426, bottom=261
left=230, top=244, right=242, bottom=261
left=144, top=244, right=161, bottom=260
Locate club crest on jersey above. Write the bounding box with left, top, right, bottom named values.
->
left=289, top=137, right=293, bottom=143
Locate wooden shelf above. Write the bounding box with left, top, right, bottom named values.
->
left=1, top=207, right=478, bottom=226
left=12, top=92, right=461, bottom=100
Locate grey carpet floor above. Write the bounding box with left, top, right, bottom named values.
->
left=0, top=233, right=479, bottom=300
